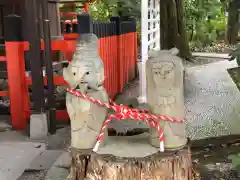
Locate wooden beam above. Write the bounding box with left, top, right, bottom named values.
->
left=0, top=0, right=20, bottom=5
left=24, top=0, right=45, bottom=112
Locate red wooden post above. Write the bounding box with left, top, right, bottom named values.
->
left=4, top=15, right=29, bottom=129
left=133, top=32, right=137, bottom=80
left=84, top=3, right=89, bottom=12
left=110, top=17, right=122, bottom=92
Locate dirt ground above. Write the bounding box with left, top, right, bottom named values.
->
left=191, top=135, right=240, bottom=180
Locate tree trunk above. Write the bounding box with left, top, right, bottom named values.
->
left=175, top=0, right=191, bottom=59
left=227, top=1, right=239, bottom=45
left=160, top=0, right=191, bottom=60
left=167, top=0, right=179, bottom=48
left=160, top=0, right=169, bottom=49
left=69, top=135, right=193, bottom=180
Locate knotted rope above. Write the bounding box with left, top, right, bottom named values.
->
left=67, top=88, right=184, bottom=152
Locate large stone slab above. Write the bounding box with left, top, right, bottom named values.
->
left=185, top=60, right=240, bottom=140
left=44, top=152, right=70, bottom=180
left=44, top=166, right=69, bottom=180
left=0, top=142, right=46, bottom=180
left=26, top=150, right=64, bottom=171
left=54, top=151, right=71, bottom=168
left=0, top=131, right=28, bottom=142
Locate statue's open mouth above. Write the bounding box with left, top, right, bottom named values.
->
left=74, top=83, right=91, bottom=91
left=74, top=85, right=80, bottom=90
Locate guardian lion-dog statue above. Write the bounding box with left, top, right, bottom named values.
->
left=146, top=48, right=187, bottom=150
left=63, top=33, right=109, bottom=149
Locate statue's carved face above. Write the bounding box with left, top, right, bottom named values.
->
left=63, top=60, right=104, bottom=93
left=63, top=33, right=105, bottom=92
left=152, top=61, right=175, bottom=87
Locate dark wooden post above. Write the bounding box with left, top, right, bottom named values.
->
left=77, top=12, right=93, bottom=34
left=24, top=0, right=45, bottom=113
left=40, top=0, right=56, bottom=134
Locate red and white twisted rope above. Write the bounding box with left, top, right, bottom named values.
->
left=67, top=88, right=184, bottom=152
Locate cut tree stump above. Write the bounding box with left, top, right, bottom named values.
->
left=70, top=133, right=193, bottom=180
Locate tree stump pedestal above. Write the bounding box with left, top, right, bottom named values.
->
left=70, top=133, right=193, bottom=180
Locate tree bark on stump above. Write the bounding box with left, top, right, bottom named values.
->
left=70, top=135, right=193, bottom=180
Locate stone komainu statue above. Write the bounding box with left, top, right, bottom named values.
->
left=146, top=48, right=187, bottom=150
left=63, top=33, right=109, bottom=149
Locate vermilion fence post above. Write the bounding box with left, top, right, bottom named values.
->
left=4, top=15, right=29, bottom=129
left=133, top=31, right=137, bottom=80
left=110, top=17, right=122, bottom=92
left=132, top=19, right=137, bottom=81
left=113, top=23, right=118, bottom=96
left=84, top=3, right=89, bottom=12
left=41, top=0, right=57, bottom=134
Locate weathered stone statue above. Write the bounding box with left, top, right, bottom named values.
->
left=146, top=48, right=188, bottom=150
left=63, top=33, right=109, bottom=149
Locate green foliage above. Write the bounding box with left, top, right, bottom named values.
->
left=86, top=0, right=141, bottom=43
left=77, top=0, right=229, bottom=52
left=185, top=0, right=228, bottom=50
left=85, top=0, right=140, bottom=21
left=228, top=153, right=240, bottom=175
left=76, top=1, right=118, bottom=21
left=101, top=0, right=140, bottom=19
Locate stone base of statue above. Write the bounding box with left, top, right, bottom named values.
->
left=69, top=133, right=193, bottom=180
